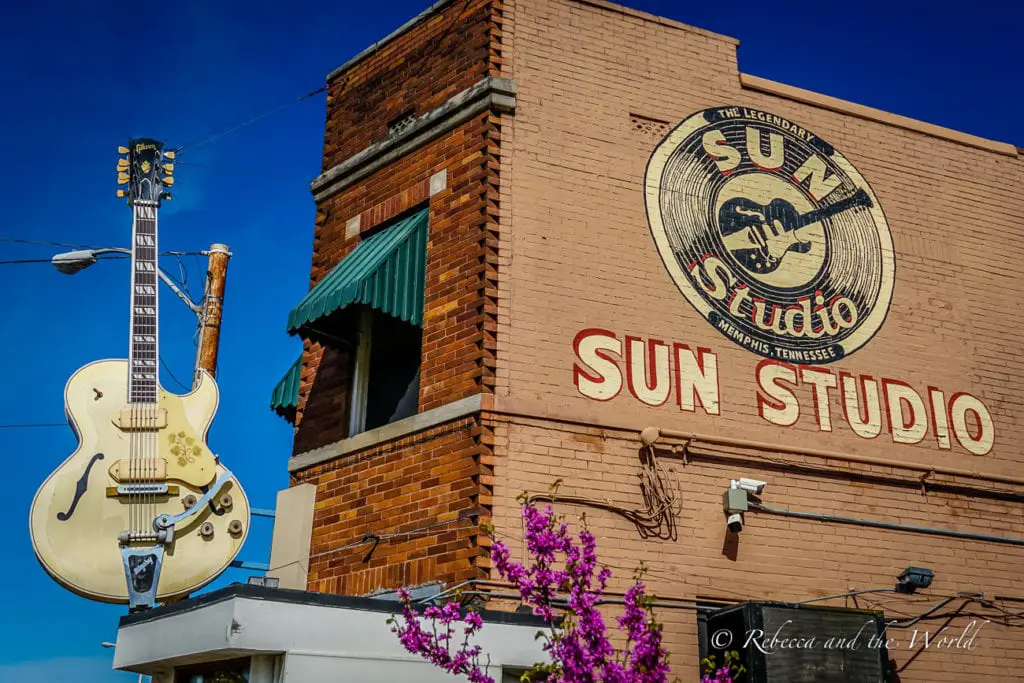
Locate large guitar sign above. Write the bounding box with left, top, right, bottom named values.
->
left=29, top=139, right=250, bottom=609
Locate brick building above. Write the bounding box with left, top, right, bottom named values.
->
left=263, top=0, right=1024, bottom=680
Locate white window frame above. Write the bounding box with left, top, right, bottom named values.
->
left=348, top=307, right=373, bottom=436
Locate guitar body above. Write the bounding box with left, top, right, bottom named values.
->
left=29, top=359, right=250, bottom=604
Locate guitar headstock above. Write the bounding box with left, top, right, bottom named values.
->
left=116, top=138, right=175, bottom=205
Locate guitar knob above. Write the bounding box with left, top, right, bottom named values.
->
left=200, top=521, right=215, bottom=538
left=218, top=493, right=233, bottom=511
left=182, top=494, right=198, bottom=509
left=228, top=520, right=244, bottom=537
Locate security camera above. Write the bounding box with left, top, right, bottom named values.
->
left=732, top=478, right=767, bottom=495
left=726, top=512, right=743, bottom=533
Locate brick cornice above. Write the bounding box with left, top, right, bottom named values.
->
left=311, top=77, right=517, bottom=203
left=289, top=394, right=484, bottom=472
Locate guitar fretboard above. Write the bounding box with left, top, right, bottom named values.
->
left=128, top=203, right=159, bottom=404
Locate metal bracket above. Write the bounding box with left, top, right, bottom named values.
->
left=120, top=544, right=166, bottom=611
left=154, top=469, right=234, bottom=531
left=920, top=470, right=934, bottom=496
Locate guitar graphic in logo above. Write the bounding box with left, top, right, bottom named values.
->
left=719, top=188, right=874, bottom=274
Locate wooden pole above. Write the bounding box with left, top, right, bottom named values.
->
left=194, top=244, right=230, bottom=386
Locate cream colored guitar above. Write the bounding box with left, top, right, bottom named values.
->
left=29, top=139, right=249, bottom=608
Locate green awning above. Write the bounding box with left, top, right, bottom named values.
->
left=287, top=208, right=428, bottom=335
left=270, top=354, right=302, bottom=421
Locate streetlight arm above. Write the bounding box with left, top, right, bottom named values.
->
left=52, top=246, right=202, bottom=317
left=157, top=269, right=202, bottom=317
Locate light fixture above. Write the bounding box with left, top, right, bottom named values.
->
left=51, top=247, right=129, bottom=275
left=896, top=566, right=934, bottom=594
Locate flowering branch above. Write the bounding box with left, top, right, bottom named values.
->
left=390, top=492, right=672, bottom=683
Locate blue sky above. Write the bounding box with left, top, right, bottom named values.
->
left=0, top=0, right=1019, bottom=680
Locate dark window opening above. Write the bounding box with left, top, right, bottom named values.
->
left=174, top=657, right=250, bottom=683
left=364, top=310, right=422, bottom=431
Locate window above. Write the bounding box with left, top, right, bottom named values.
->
left=349, top=307, right=423, bottom=435
left=174, top=657, right=250, bottom=683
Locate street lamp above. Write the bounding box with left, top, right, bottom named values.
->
left=51, top=244, right=232, bottom=389
left=51, top=247, right=202, bottom=318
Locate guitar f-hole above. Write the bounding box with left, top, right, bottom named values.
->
left=56, top=453, right=105, bottom=521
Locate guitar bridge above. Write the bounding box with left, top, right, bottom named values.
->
left=106, top=484, right=178, bottom=497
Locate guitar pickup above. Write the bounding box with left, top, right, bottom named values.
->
left=108, top=458, right=168, bottom=483
left=112, top=408, right=168, bottom=430
left=107, top=484, right=179, bottom=497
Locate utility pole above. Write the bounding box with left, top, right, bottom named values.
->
left=193, top=243, right=231, bottom=388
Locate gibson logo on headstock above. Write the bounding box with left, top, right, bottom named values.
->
left=644, top=106, right=894, bottom=364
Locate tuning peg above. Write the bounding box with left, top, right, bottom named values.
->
left=162, top=163, right=174, bottom=174
left=117, top=172, right=130, bottom=184
left=162, top=176, right=175, bottom=187
left=163, top=150, right=176, bottom=161
left=118, top=145, right=130, bottom=154
left=117, top=158, right=129, bottom=171
left=160, top=192, right=172, bottom=201
left=117, top=189, right=128, bottom=198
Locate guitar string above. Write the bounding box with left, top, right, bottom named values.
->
left=151, top=204, right=158, bottom=538
left=130, top=202, right=137, bottom=538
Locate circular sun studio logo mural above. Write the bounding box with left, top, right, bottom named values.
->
left=644, top=106, right=895, bottom=364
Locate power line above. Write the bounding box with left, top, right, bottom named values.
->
left=0, top=237, right=104, bottom=249
left=0, top=256, right=128, bottom=265
left=0, top=422, right=66, bottom=429
left=175, top=85, right=326, bottom=154
left=160, top=356, right=191, bottom=392
left=0, top=251, right=204, bottom=267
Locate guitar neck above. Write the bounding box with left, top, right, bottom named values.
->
left=796, top=190, right=871, bottom=230
left=128, top=203, right=159, bottom=404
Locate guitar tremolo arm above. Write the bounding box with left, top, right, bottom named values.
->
left=153, top=469, right=235, bottom=534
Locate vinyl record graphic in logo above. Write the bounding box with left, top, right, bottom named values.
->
left=644, top=106, right=895, bottom=364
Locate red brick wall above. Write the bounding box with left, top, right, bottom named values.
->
left=294, top=112, right=500, bottom=452
left=289, top=0, right=508, bottom=596
left=322, top=0, right=493, bottom=169
left=295, top=417, right=486, bottom=594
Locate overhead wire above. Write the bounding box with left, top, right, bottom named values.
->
left=0, top=237, right=105, bottom=249
left=0, top=422, right=66, bottom=429
left=160, top=356, right=191, bottom=392
left=173, top=86, right=326, bottom=154
left=0, top=255, right=129, bottom=266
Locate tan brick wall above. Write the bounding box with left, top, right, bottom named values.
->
left=499, top=0, right=1024, bottom=474
left=489, top=416, right=1024, bottom=681
left=490, top=0, right=1024, bottom=680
